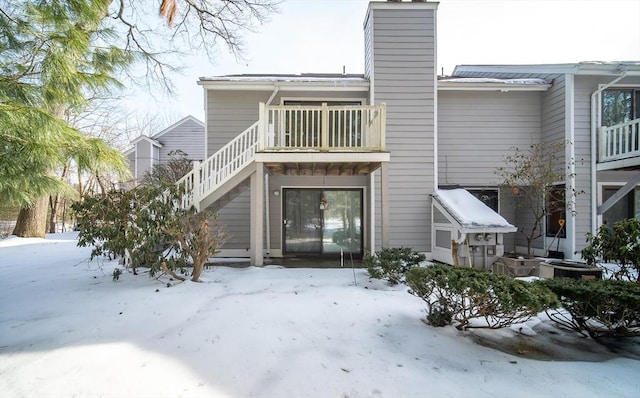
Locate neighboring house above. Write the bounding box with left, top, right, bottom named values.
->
left=174, top=0, right=638, bottom=266
left=123, top=115, right=205, bottom=187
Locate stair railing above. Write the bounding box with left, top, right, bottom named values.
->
left=177, top=121, right=260, bottom=210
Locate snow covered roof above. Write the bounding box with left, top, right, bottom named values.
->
left=452, top=61, right=640, bottom=77
left=432, top=188, right=517, bottom=233
left=201, top=73, right=367, bottom=82
left=198, top=73, right=370, bottom=91
left=440, top=77, right=549, bottom=85
left=438, top=77, right=551, bottom=91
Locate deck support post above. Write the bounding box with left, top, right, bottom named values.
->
left=192, top=160, right=201, bottom=211
left=380, top=162, right=390, bottom=248
left=250, top=162, right=265, bottom=266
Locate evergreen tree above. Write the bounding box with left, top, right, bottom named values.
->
left=0, top=0, right=131, bottom=237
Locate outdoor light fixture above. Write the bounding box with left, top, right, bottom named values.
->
left=273, top=190, right=279, bottom=196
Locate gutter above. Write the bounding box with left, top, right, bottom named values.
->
left=590, top=66, right=628, bottom=235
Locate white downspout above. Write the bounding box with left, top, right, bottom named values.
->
left=590, top=67, right=628, bottom=235
left=263, top=85, right=278, bottom=258
left=265, top=173, right=270, bottom=257
left=370, top=173, right=376, bottom=253
left=565, top=74, right=576, bottom=260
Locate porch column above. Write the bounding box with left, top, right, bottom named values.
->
left=250, top=162, right=264, bottom=266
left=380, top=162, right=390, bottom=248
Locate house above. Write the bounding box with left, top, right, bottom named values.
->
left=123, top=115, right=205, bottom=187
left=176, top=0, right=638, bottom=266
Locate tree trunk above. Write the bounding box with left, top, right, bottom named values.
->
left=48, top=195, right=59, bottom=233
left=13, top=196, right=49, bottom=238
left=49, top=163, right=70, bottom=233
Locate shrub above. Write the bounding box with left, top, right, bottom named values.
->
left=581, top=218, right=640, bottom=282
left=406, top=265, right=558, bottom=329
left=364, top=247, right=426, bottom=285
left=538, top=278, right=640, bottom=338
left=73, top=180, right=226, bottom=282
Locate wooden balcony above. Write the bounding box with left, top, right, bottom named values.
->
left=257, top=103, right=389, bottom=176
left=598, top=118, right=640, bottom=170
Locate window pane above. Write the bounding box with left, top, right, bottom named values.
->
left=546, top=185, right=566, bottom=238
left=468, top=189, right=499, bottom=212
left=603, top=187, right=635, bottom=226
left=602, top=89, right=632, bottom=126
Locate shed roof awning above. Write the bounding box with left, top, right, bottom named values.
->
left=432, top=189, right=517, bottom=233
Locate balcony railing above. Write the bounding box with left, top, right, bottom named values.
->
left=599, top=118, right=640, bottom=163
left=260, top=103, right=386, bottom=151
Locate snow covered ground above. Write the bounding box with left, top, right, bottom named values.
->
left=0, top=233, right=638, bottom=398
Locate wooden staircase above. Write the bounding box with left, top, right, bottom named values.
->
left=176, top=121, right=259, bottom=211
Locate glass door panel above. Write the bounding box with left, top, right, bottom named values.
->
left=321, top=191, right=362, bottom=254
left=284, top=190, right=322, bottom=253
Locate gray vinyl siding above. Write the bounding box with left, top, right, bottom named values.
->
left=438, top=91, right=543, bottom=186
left=438, top=90, right=543, bottom=252
left=135, top=140, right=153, bottom=180
left=206, top=90, right=267, bottom=249
left=368, top=5, right=437, bottom=253
left=207, top=90, right=269, bottom=155
left=541, top=75, right=566, bottom=144
left=573, top=75, right=601, bottom=253
left=206, top=89, right=368, bottom=250
left=364, top=11, right=373, bottom=80
left=126, top=152, right=135, bottom=179
left=155, top=118, right=205, bottom=163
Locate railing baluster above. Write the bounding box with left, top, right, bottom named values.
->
left=261, top=104, right=386, bottom=151
left=599, top=118, right=640, bottom=163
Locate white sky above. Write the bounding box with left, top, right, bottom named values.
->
left=136, top=0, right=640, bottom=124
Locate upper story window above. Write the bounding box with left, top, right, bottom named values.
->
left=602, top=88, right=640, bottom=127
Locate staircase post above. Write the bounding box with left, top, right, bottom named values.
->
left=258, top=102, right=266, bottom=150
left=379, top=102, right=387, bottom=151
left=250, top=163, right=264, bottom=266
left=192, top=160, right=201, bottom=211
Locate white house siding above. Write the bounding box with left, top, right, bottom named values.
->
left=438, top=90, right=543, bottom=252
left=366, top=3, right=438, bottom=253
left=156, top=117, right=205, bottom=163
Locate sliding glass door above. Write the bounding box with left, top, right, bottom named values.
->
left=283, top=189, right=362, bottom=255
